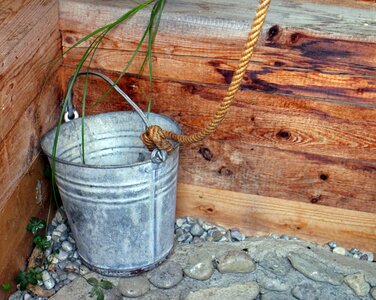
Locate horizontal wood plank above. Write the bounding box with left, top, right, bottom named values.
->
left=61, top=68, right=376, bottom=162
left=60, top=67, right=376, bottom=213
left=59, top=0, right=376, bottom=47
left=0, top=73, right=61, bottom=206
left=63, top=46, right=376, bottom=106
left=176, top=183, right=376, bottom=252
left=0, top=0, right=60, bottom=142
left=0, top=155, right=51, bottom=293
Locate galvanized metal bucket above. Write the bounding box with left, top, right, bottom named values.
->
left=41, top=72, right=181, bottom=276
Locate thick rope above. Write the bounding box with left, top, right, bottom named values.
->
left=142, top=0, right=271, bottom=153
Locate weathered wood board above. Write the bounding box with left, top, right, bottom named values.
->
left=60, top=0, right=376, bottom=107
left=176, top=183, right=376, bottom=253
left=0, top=156, right=51, bottom=295
left=60, top=68, right=376, bottom=213
left=0, top=0, right=61, bottom=287
left=0, top=0, right=60, bottom=142
left=59, top=0, right=376, bottom=218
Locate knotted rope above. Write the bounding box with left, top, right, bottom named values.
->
left=142, top=0, right=271, bottom=153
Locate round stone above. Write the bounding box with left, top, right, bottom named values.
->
left=216, top=250, right=256, bottom=273
left=175, top=218, right=186, bottom=228
left=148, top=261, right=183, bottom=289
left=23, top=293, right=33, bottom=300
left=183, top=253, right=214, bottom=280
left=55, top=209, right=67, bottom=224
left=208, top=229, right=224, bottom=242
left=280, top=235, right=290, bottom=240
left=327, top=241, right=337, bottom=248
left=118, top=276, right=150, bottom=298
left=332, top=247, right=346, bottom=256
left=61, top=241, right=74, bottom=252
left=42, top=270, right=55, bottom=290
left=363, top=251, right=374, bottom=262
left=8, top=291, right=23, bottom=300
left=190, top=224, right=204, bottom=237
left=56, top=250, right=69, bottom=261
left=230, top=228, right=245, bottom=241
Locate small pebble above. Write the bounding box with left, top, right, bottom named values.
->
left=184, top=234, right=193, bottom=244
left=186, top=217, right=197, bottom=225
left=148, top=261, right=183, bottom=289
left=327, top=241, right=337, bottom=248
left=61, top=241, right=74, bottom=252
left=71, top=251, right=79, bottom=260
left=230, top=228, right=245, bottom=241
left=55, top=209, right=67, bottom=224
left=8, top=291, right=23, bottom=300
left=59, top=273, right=68, bottom=281
left=201, top=221, right=215, bottom=231
left=271, top=233, right=280, bottom=239
left=42, top=270, right=55, bottom=290
left=47, top=255, right=59, bottom=264
left=175, top=218, right=185, bottom=228
left=181, top=223, right=192, bottom=232
left=363, top=251, right=374, bottom=262
left=55, top=223, right=68, bottom=233
left=190, top=224, right=204, bottom=237
left=332, top=247, right=346, bottom=256
left=56, top=250, right=69, bottom=261
left=118, top=276, right=150, bottom=298
left=280, top=235, right=290, bottom=240
left=23, top=293, right=33, bottom=300
left=208, top=229, right=224, bottom=242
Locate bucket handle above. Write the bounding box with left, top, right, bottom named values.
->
left=64, top=71, right=168, bottom=163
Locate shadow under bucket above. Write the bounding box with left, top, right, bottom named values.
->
left=41, top=74, right=181, bottom=277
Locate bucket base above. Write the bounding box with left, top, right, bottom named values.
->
left=79, top=246, right=175, bottom=277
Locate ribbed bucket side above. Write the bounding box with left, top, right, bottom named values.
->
left=41, top=111, right=181, bottom=276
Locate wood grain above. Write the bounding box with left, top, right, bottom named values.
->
left=59, top=0, right=376, bottom=45
left=61, top=68, right=376, bottom=212
left=63, top=46, right=376, bottom=106
left=0, top=0, right=60, bottom=142
left=0, top=155, right=51, bottom=294
left=61, top=68, right=376, bottom=162
left=0, top=74, right=61, bottom=206
left=176, top=183, right=376, bottom=252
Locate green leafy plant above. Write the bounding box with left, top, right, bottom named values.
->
left=27, top=217, right=46, bottom=234
left=86, top=277, right=113, bottom=300
left=15, top=268, right=42, bottom=291
left=33, top=234, right=51, bottom=250
left=1, top=282, right=12, bottom=292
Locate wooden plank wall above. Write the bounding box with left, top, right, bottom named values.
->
left=59, top=0, right=376, bottom=249
left=0, top=0, right=62, bottom=291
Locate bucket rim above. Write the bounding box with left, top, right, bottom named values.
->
left=41, top=111, right=181, bottom=169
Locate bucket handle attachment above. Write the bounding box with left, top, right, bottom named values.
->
left=64, top=71, right=168, bottom=163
